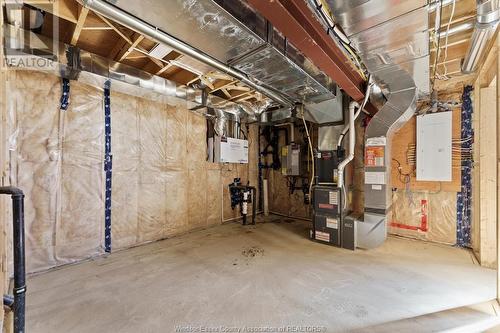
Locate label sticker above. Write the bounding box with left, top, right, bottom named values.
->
left=365, top=146, right=385, bottom=167
left=372, top=184, right=382, bottom=190
left=366, top=136, right=387, bottom=146
left=329, top=191, right=338, bottom=205
left=326, top=217, right=338, bottom=229
left=365, top=172, right=386, bottom=185
left=315, top=231, right=330, bottom=242
left=318, top=203, right=334, bottom=210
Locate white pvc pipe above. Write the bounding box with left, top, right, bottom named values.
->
left=337, top=77, right=374, bottom=148
left=263, top=179, right=269, bottom=216
left=337, top=101, right=358, bottom=189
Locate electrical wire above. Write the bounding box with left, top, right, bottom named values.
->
left=437, top=0, right=456, bottom=80
left=430, top=0, right=444, bottom=96
left=311, top=0, right=367, bottom=80
left=392, top=158, right=413, bottom=185
left=392, top=158, right=415, bottom=206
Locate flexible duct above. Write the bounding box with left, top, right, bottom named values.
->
left=78, top=0, right=293, bottom=108
left=462, top=0, right=500, bottom=73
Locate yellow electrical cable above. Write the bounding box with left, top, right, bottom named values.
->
left=315, top=0, right=368, bottom=81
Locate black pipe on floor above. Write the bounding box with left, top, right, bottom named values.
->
left=0, top=187, right=26, bottom=333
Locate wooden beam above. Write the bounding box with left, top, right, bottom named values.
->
left=225, top=85, right=251, bottom=92
left=95, top=13, right=133, bottom=44
left=235, top=94, right=256, bottom=102
left=248, top=0, right=365, bottom=100
left=204, top=72, right=233, bottom=81
left=118, top=35, right=144, bottom=62
left=209, top=80, right=238, bottom=93
left=430, top=38, right=469, bottom=52
left=230, top=91, right=252, bottom=101
left=221, top=88, right=231, bottom=99
left=82, top=26, right=114, bottom=31
left=132, top=47, right=165, bottom=68
left=70, top=6, right=89, bottom=45
left=186, top=75, right=201, bottom=86
left=25, top=0, right=79, bottom=23
left=156, top=63, right=176, bottom=76
left=199, top=76, right=215, bottom=90
left=95, top=14, right=165, bottom=69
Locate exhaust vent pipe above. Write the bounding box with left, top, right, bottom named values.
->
left=462, top=0, right=500, bottom=74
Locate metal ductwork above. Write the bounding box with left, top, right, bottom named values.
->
left=77, top=0, right=344, bottom=123
left=327, top=1, right=428, bottom=248
left=3, top=24, right=256, bottom=122
left=462, top=0, right=500, bottom=74
left=78, top=0, right=293, bottom=108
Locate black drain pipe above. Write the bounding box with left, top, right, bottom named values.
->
left=0, top=187, right=26, bottom=333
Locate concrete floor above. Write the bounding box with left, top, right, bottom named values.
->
left=26, top=216, right=496, bottom=333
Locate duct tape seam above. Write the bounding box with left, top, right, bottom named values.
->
left=456, top=85, right=473, bottom=247
left=60, top=78, right=70, bottom=111
left=104, top=80, right=112, bottom=253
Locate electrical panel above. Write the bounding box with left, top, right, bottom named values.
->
left=212, top=136, right=249, bottom=164
left=281, top=143, right=301, bottom=176
left=416, top=112, right=452, bottom=181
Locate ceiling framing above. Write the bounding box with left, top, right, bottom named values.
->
left=430, top=0, right=487, bottom=95
left=21, top=0, right=265, bottom=104
left=17, top=0, right=485, bottom=103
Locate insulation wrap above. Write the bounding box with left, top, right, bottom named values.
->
left=7, top=70, right=259, bottom=273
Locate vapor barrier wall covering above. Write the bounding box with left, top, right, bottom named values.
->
left=7, top=70, right=259, bottom=273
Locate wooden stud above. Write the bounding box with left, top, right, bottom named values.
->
left=496, top=33, right=500, bottom=301
left=479, top=85, right=497, bottom=268
left=70, top=6, right=89, bottom=45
